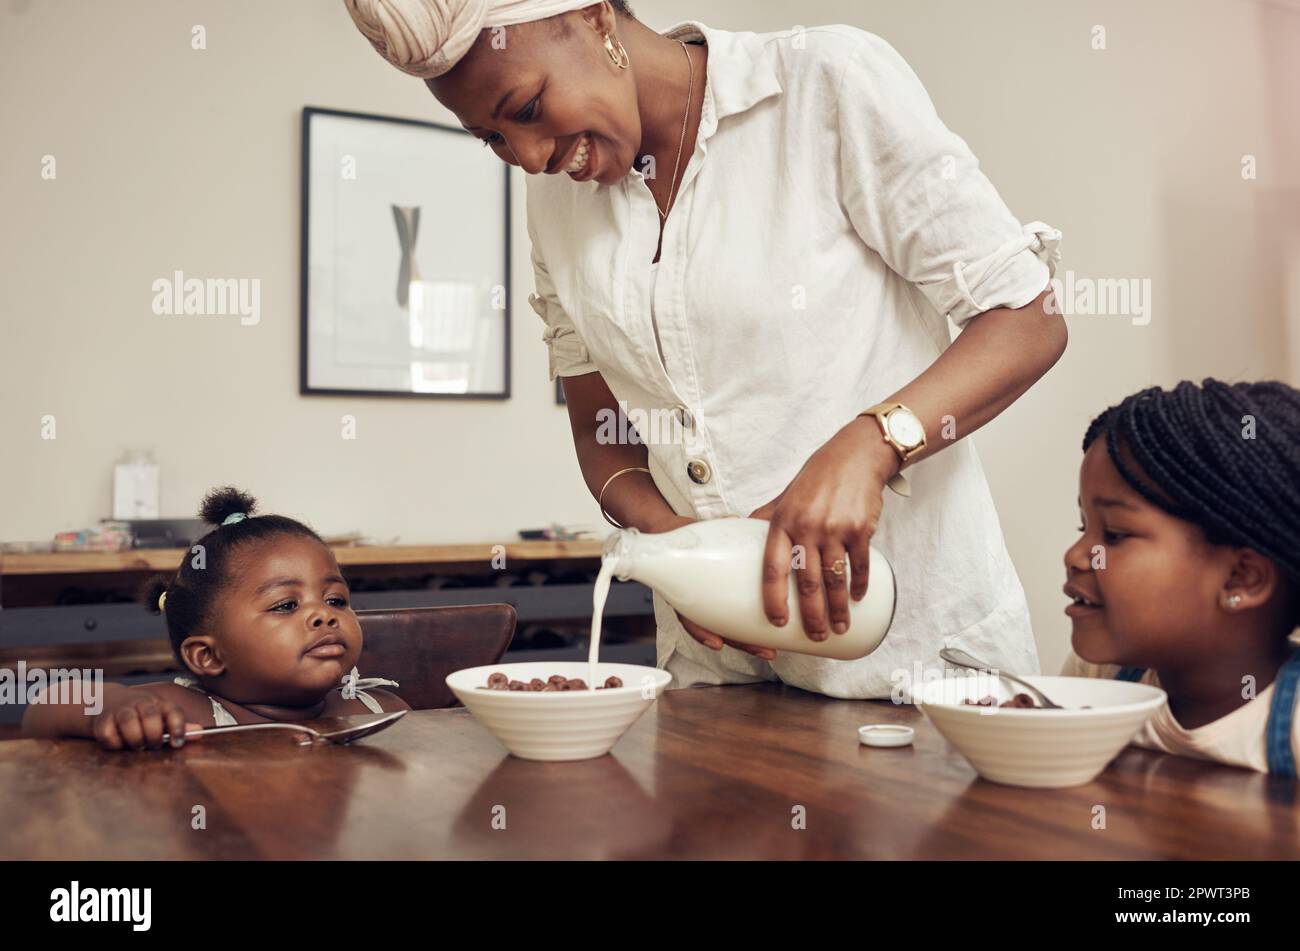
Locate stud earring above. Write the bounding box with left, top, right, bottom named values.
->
left=604, top=32, right=630, bottom=69
left=1227, top=594, right=1243, bottom=608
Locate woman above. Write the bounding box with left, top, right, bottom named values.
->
left=344, top=0, right=1067, bottom=699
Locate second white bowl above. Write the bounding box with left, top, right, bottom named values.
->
left=916, top=674, right=1167, bottom=788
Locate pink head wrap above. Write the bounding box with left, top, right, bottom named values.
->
left=343, top=0, right=602, bottom=78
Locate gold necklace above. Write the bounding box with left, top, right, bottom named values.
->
left=656, top=40, right=694, bottom=221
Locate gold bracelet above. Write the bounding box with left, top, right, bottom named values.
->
left=598, top=466, right=651, bottom=529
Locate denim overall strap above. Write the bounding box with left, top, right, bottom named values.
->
left=1265, top=650, right=1300, bottom=777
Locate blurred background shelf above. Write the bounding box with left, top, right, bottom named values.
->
left=0, top=539, right=606, bottom=576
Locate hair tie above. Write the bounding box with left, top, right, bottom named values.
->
left=222, top=512, right=247, bottom=526
left=157, top=591, right=168, bottom=612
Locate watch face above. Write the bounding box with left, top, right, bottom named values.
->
left=887, top=409, right=925, bottom=449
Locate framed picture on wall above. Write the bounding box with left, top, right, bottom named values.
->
left=300, top=106, right=511, bottom=399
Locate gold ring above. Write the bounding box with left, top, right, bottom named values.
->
left=823, top=559, right=846, bottom=576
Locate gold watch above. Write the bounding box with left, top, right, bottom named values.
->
left=860, top=402, right=927, bottom=464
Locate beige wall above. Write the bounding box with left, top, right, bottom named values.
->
left=2, top=0, right=1295, bottom=673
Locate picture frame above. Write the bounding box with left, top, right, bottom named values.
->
left=300, top=106, right=511, bottom=399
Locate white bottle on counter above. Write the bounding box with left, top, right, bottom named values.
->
left=112, top=449, right=160, bottom=520
left=602, top=517, right=895, bottom=660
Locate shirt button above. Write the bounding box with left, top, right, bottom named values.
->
left=673, top=404, right=695, bottom=433
left=686, top=459, right=712, bottom=485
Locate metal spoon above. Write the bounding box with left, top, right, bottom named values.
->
left=163, top=709, right=408, bottom=746
left=938, top=647, right=1065, bottom=709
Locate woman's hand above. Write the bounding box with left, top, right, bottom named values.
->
left=750, top=415, right=900, bottom=640
left=648, top=514, right=778, bottom=661
left=92, top=689, right=203, bottom=752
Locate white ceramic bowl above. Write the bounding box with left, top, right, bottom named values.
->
left=446, top=662, right=672, bottom=761
left=915, top=674, right=1166, bottom=788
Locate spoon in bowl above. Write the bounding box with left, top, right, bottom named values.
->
left=938, top=647, right=1065, bottom=709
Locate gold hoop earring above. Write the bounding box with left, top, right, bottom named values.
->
left=604, top=32, right=630, bottom=69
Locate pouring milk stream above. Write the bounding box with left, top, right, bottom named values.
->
left=589, top=517, right=895, bottom=675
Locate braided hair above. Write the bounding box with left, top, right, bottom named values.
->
left=1083, top=379, right=1300, bottom=605
left=138, top=487, right=326, bottom=664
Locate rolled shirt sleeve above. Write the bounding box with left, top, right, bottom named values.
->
left=527, top=240, right=599, bottom=382
left=835, top=31, right=1062, bottom=328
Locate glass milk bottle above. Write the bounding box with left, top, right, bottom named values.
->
left=602, top=518, right=895, bottom=660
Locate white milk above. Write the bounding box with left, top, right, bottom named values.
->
left=600, top=518, right=895, bottom=660
left=589, top=556, right=618, bottom=685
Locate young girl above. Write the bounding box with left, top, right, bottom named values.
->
left=23, top=487, right=408, bottom=750
left=1061, top=379, right=1300, bottom=774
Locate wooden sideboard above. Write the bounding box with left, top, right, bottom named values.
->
left=2, top=539, right=606, bottom=576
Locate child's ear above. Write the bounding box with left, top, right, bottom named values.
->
left=1222, top=548, right=1280, bottom=611
left=179, top=634, right=226, bottom=678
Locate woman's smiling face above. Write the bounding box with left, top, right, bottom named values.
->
left=426, top=12, right=641, bottom=185
left=184, top=535, right=364, bottom=705
left=1063, top=439, right=1234, bottom=668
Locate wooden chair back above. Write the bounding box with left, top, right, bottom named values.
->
left=357, top=604, right=516, bottom=710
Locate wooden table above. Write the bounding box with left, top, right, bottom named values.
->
left=3, top=683, right=1297, bottom=860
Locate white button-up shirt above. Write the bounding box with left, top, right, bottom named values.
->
left=526, top=20, right=1061, bottom=698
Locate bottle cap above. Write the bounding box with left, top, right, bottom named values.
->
left=858, top=724, right=914, bottom=748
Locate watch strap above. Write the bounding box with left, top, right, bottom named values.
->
left=885, top=472, right=912, bottom=498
